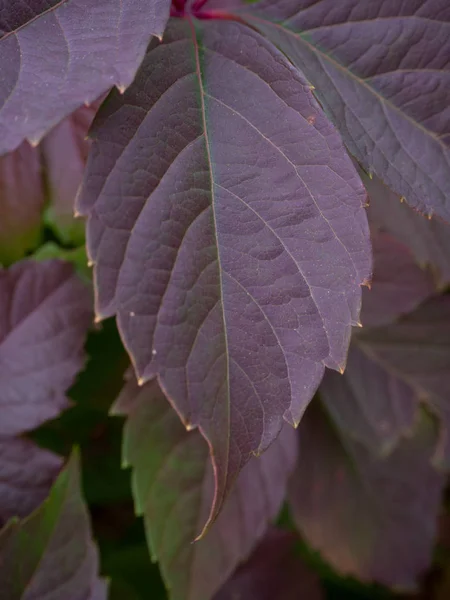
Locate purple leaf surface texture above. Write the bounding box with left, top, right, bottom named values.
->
left=214, top=528, right=324, bottom=600
left=0, top=142, right=44, bottom=265
left=112, top=376, right=298, bottom=600
left=0, top=259, right=93, bottom=436
left=79, top=18, right=371, bottom=524
left=243, top=0, right=450, bottom=221
left=289, top=402, right=445, bottom=589
left=320, top=345, right=417, bottom=457
left=0, top=451, right=107, bottom=600
left=0, top=437, right=62, bottom=527
left=355, top=295, right=450, bottom=466
left=41, top=102, right=100, bottom=245
left=320, top=226, right=442, bottom=456
left=0, top=0, right=171, bottom=154
left=365, top=173, right=450, bottom=287
left=360, top=232, right=436, bottom=328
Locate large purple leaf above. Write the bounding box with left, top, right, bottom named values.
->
left=0, top=259, right=93, bottom=436
left=112, top=376, right=298, bottom=600
left=355, top=295, right=450, bottom=466
left=0, top=142, right=44, bottom=265
left=214, top=528, right=324, bottom=600
left=360, top=232, right=435, bottom=328
left=242, top=1, right=450, bottom=221
left=288, top=401, right=445, bottom=589
left=0, top=437, right=62, bottom=527
left=365, top=173, right=450, bottom=287
left=0, top=0, right=171, bottom=154
left=78, top=18, right=371, bottom=523
left=0, top=451, right=107, bottom=600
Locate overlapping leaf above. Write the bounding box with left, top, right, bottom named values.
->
left=42, top=102, right=100, bottom=245
left=0, top=259, right=93, bottom=436
left=112, top=376, right=298, bottom=600
left=0, top=0, right=171, bottom=154
left=0, top=143, right=44, bottom=265
left=288, top=402, right=445, bottom=589
left=355, top=295, right=450, bottom=466
left=365, top=173, right=450, bottom=287
left=0, top=437, right=62, bottom=527
left=78, top=18, right=371, bottom=523
left=214, top=528, right=324, bottom=600
left=320, top=229, right=441, bottom=456
left=242, top=0, right=450, bottom=221
left=360, top=232, right=435, bottom=328
left=0, top=451, right=107, bottom=600
left=320, top=346, right=417, bottom=457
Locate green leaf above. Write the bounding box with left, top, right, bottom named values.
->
left=0, top=450, right=107, bottom=600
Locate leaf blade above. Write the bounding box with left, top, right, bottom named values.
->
left=79, top=18, right=370, bottom=523
left=0, top=450, right=107, bottom=600
left=243, top=1, right=450, bottom=221
left=0, top=0, right=171, bottom=154
left=0, top=259, right=93, bottom=436
left=113, top=376, right=298, bottom=600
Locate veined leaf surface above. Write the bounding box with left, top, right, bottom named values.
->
left=79, top=18, right=370, bottom=523
left=0, top=0, right=171, bottom=154
left=243, top=0, right=450, bottom=221
left=113, top=376, right=297, bottom=600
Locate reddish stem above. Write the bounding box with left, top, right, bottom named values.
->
left=172, top=0, right=186, bottom=12
left=192, top=0, right=208, bottom=12
left=195, top=10, right=242, bottom=21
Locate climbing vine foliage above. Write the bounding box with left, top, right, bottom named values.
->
left=0, top=1, right=449, bottom=598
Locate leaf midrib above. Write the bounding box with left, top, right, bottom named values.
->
left=188, top=17, right=231, bottom=519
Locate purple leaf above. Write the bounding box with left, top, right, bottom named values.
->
left=0, top=143, right=44, bottom=265
left=41, top=102, right=100, bottom=245
left=0, top=451, right=107, bottom=600
left=112, top=376, right=298, bottom=600
left=0, top=437, right=62, bottom=527
left=0, top=259, right=93, bottom=436
left=288, top=402, right=445, bottom=589
left=356, top=295, right=450, bottom=466
left=78, top=18, right=370, bottom=525
left=0, top=0, right=171, bottom=154
left=360, top=232, right=436, bottom=328
left=324, top=232, right=439, bottom=456
left=214, top=528, right=324, bottom=600
left=320, top=346, right=417, bottom=456
left=365, top=173, right=450, bottom=288
left=242, top=1, right=450, bottom=221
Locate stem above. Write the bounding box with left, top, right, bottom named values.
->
left=192, top=0, right=208, bottom=12
left=172, top=0, right=186, bottom=12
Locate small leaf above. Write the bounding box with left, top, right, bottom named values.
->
left=360, top=232, right=436, bottom=328
left=0, top=450, right=107, bottom=600
left=79, top=18, right=370, bottom=524
left=0, top=143, right=44, bottom=265
left=320, top=345, right=417, bottom=456
left=321, top=230, right=440, bottom=456
left=112, top=376, right=298, bottom=600
left=214, top=528, right=324, bottom=600
left=0, top=0, right=171, bottom=154
left=0, top=437, right=62, bottom=527
left=365, top=173, right=450, bottom=288
left=41, top=103, right=100, bottom=246
left=288, top=402, right=445, bottom=589
left=243, top=1, right=450, bottom=221
left=356, top=295, right=450, bottom=466
left=0, top=259, right=93, bottom=436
